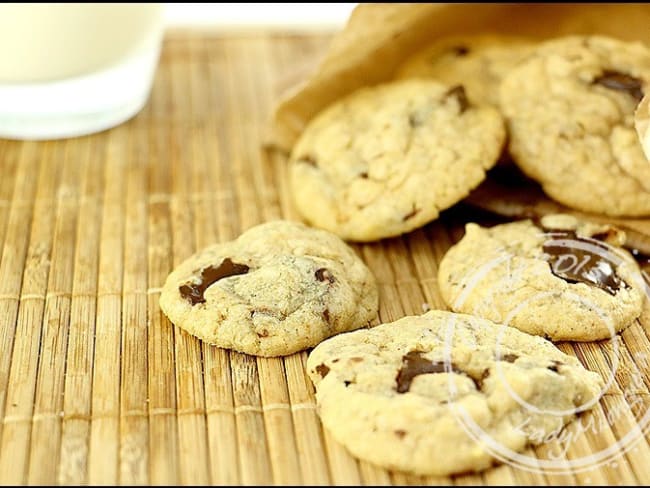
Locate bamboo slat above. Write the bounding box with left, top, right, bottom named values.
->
left=0, top=142, right=59, bottom=485
left=59, top=137, right=102, bottom=485
left=0, top=31, right=649, bottom=485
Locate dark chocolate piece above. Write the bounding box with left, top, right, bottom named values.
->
left=502, top=353, right=519, bottom=363
left=542, top=230, right=625, bottom=295
left=315, top=268, right=335, bottom=284
left=394, top=351, right=490, bottom=393
left=396, top=351, right=453, bottom=393
left=315, top=364, right=330, bottom=379
left=547, top=360, right=563, bottom=373
left=179, top=258, right=250, bottom=305
left=593, top=70, right=644, bottom=102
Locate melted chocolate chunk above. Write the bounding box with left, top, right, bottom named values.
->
left=542, top=230, right=625, bottom=296
left=395, top=351, right=489, bottom=393
left=593, top=70, right=644, bottom=102
left=396, top=351, right=455, bottom=393
left=179, top=258, right=250, bottom=305
left=359, top=172, right=369, bottom=179
left=445, top=85, right=469, bottom=113
left=502, top=353, right=519, bottom=363
left=394, top=429, right=407, bottom=438
left=315, top=364, right=330, bottom=378
left=315, top=268, right=335, bottom=284
left=452, top=45, right=470, bottom=56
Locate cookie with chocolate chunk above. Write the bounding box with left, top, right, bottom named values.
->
left=289, top=79, right=506, bottom=241
left=395, top=34, right=535, bottom=106
left=500, top=35, right=650, bottom=216
left=159, top=220, right=378, bottom=356
left=307, top=310, right=603, bottom=476
left=438, top=214, right=645, bottom=341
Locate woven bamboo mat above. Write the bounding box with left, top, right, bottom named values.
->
left=1, top=31, right=650, bottom=485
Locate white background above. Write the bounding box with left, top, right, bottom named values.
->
left=164, top=3, right=357, bottom=30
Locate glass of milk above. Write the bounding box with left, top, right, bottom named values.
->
left=0, top=3, right=164, bottom=140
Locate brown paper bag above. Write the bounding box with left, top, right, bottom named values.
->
left=267, top=3, right=650, bottom=252
left=269, top=3, right=650, bottom=153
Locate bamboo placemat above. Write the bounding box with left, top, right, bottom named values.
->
left=1, top=31, right=650, bottom=485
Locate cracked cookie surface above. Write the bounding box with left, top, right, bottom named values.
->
left=395, top=34, right=535, bottom=106
left=500, top=35, right=650, bottom=216
left=307, top=310, right=603, bottom=476
left=159, top=220, right=378, bottom=356
left=289, top=79, right=506, bottom=242
left=438, top=214, right=645, bottom=341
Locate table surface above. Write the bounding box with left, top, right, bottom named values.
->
left=0, top=31, right=649, bottom=485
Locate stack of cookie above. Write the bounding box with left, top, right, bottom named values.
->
left=159, top=34, right=650, bottom=476
left=289, top=34, right=650, bottom=237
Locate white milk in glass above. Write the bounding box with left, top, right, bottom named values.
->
left=0, top=3, right=164, bottom=140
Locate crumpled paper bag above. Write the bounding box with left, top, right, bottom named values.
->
left=269, top=3, right=650, bottom=153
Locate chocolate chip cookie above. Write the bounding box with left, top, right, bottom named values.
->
left=438, top=214, right=645, bottom=341
left=159, top=220, right=378, bottom=356
left=307, top=310, right=603, bottom=476
left=395, top=34, right=535, bottom=106
left=289, top=79, right=506, bottom=241
left=500, top=35, right=650, bottom=216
